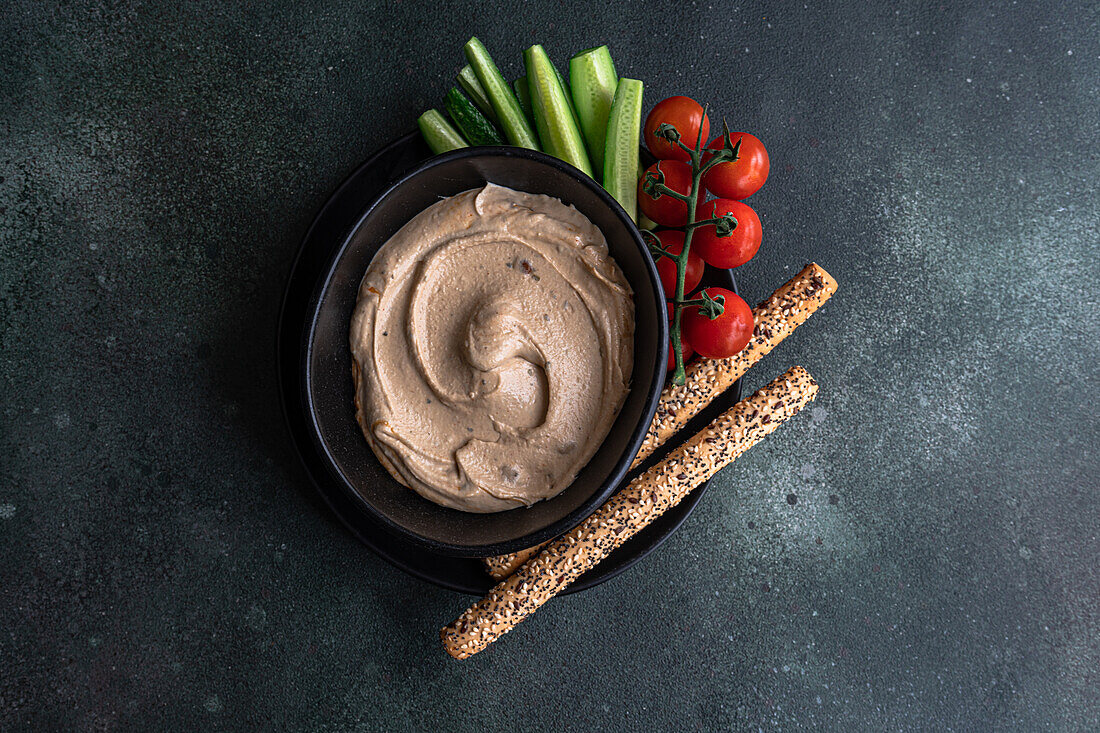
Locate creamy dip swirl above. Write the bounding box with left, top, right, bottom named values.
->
left=349, top=184, right=634, bottom=513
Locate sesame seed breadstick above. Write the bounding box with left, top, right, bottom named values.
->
left=633, top=262, right=836, bottom=468
left=481, top=263, right=837, bottom=580
left=482, top=547, right=539, bottom=580
left=443, top=366, right=819, bottom=659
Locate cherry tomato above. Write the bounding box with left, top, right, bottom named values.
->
left=681, top=287, right=753, bottom=359
left=666, top=304, right=694, bottom=372
left=702, top=132, right=769, bottom=200
left=644, top=96, right=711, bottom=162
left=690, top=199, right=762, bottom=269
left=651, top=230, right=704, bottom=298
left=638, top=160, right=703, bottom=227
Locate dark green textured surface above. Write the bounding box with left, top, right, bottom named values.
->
left=2, top=1, right=1098, bottom=730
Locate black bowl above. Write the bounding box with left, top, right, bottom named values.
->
left=301, top=147, right=668, bottom=557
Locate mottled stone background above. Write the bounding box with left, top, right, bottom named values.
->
left=1, top=1, right=1097, bottom=730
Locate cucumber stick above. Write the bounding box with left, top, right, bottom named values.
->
left=443, top=88, right=504, bottom=146
left=417, top=109, right=468, bottom=155
left=513, top=76, right=535, bottom=126
left=552, top=63, right=580, bottom=128
left=524, top=44, right=593, bottom=176
left=603, top=78, right=644, bottom=221
left=457, top=65, right=498, bottom=124
left=463, top=37, right=539, bottom=149
left=569, top=46, right=618, bottom=172
left=547, top=60, right=584, bottom=157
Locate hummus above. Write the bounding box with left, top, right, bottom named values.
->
left=349, top=183, right=634, bottom=513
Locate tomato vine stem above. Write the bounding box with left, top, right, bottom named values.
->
left=648, top=107, right=735, bottom=385
left=668, top=107, right=714, bottom=385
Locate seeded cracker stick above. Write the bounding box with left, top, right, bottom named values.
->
left=482, top=547, right=539, bottom=580
left=482, top=263, right=837, bottom=580
left=443, top=366, right=819, bottom=659
left=635, top=262, right=835, bottom=467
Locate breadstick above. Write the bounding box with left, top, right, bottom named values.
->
left=443, top=366, right=819, bottom=659
left=633, top=262, right=835, bottom=467
left=481, top=263, right=837, bottom=580
left=482, top=547, right=539, bottom=580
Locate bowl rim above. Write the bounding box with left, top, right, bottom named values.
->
left=300, top=144, right=669, bottom=556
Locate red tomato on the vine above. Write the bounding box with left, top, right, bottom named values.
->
left=690, top=199, right=762, bottom=269
left=702, top=132, right=769, bottom=200
left=666, top=304, right=694, bottom=371
left=681, top=287, right=754, bottom=359
left=651, top=230, right=704, bottom=299
left=644, top=96, right=711, bottom=161
left=638, top=160, right=704, bottom=227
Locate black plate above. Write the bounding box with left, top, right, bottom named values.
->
left=277, top=131, right=742, bottom=595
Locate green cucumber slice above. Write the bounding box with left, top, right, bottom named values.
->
left=524, top=44, right=593, bottom=176
left=569, top=45, right=618, bottom=173
left=463, top=37, right=539, bottom=149
left=603, top=78, right=644, bottom=221
left=552, top=63, right=580, bottom=127
left=417, top=109, right=468, bottom=154
left=457, top=64, right=498, bottom=124
left=513, top=76, right=535, bottom=126
left=443, top=88, right=504, bottom=146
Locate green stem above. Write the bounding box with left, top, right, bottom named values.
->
left=684, top=216, right=726, bottom=230
left=669, top=114, right=709, bottom=385
left=645, top=180, right=691, bottom=203
left=699, top=148, right=731, bottom=176
left=640, top=229, right=673, bottom=260
left=698, top=127, right=742, bottom=176
left=673, top=138, right=698, bottom=158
